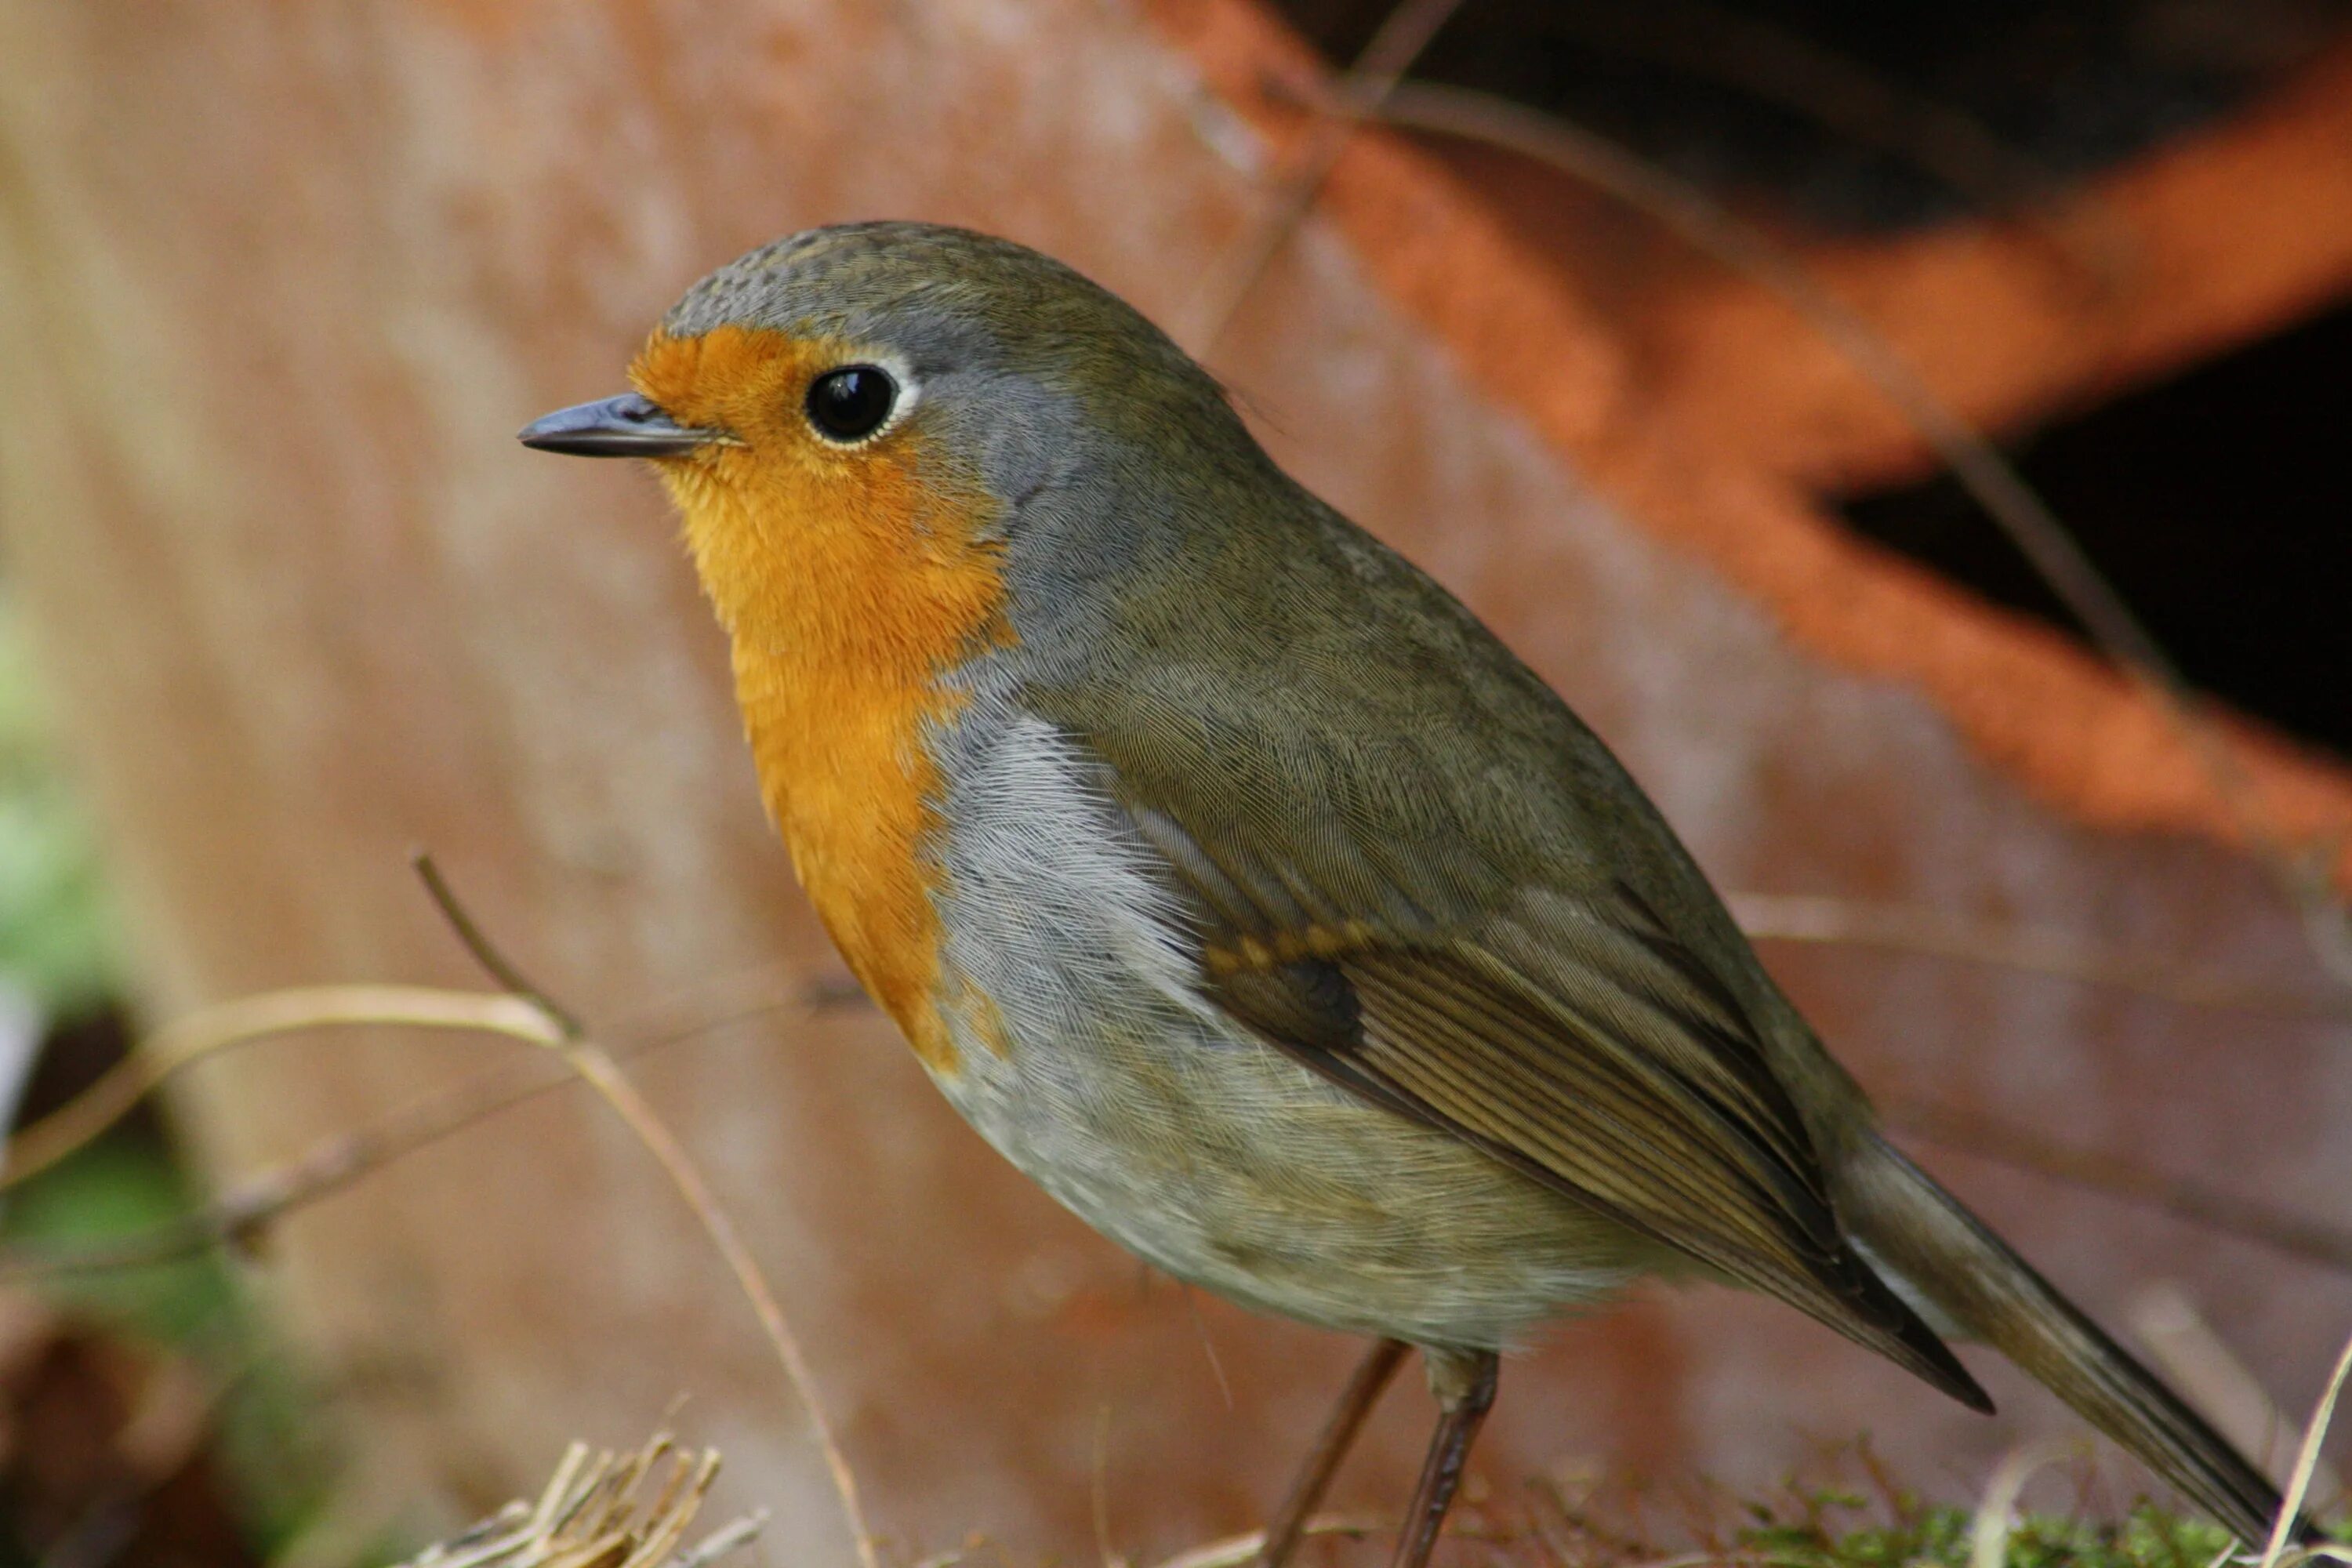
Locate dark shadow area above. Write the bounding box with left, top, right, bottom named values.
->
left=14, top=1007, right=136, bottom=1134
left=1269, top=0, right=2350, bottom=229
left=1841, top=300, right=2352, bottom=759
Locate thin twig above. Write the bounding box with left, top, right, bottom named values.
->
left=0, top=986, right=555, bottom=1191
left=410, top=854, right=882, bottom=1568
left=1, top=951, right=855, bottom=1203
left=1181, top=0, right=1470, bottom=353
left=0, top=903, right=880, bottom=1566
left=1515, top=0, right=2130, bottom=283
left=1370, top=85, right=2164, bottom=714
left=1893, top=1102, right=2352, bottom=1277
left=1728, top=892, right=2346, bottom=1019
left=1091, top=1403, right=1119, bottom=1568
left=551, top=1040, right=880, bottom=1568
left=0, top=992, right=810, bottom=1281
left=1365, top=80, right=2352, bottom=992
left=412, top=850, right=587, bottom=1038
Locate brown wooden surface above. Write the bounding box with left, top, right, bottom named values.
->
left=0, top=0, right=2345, bottom=1559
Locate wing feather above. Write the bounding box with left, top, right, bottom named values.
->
left=1219, top=924, right=1984, bottom=1404
left=1026, top=661, right=1987, bottom=1407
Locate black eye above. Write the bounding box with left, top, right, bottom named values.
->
left=805, top=365, right=898, bottom=441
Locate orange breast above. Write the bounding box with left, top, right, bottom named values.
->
left=633, top=328, right=1010, bottom=1073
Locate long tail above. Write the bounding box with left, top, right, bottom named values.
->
left=1838, top=1132, right=2312, bottom=1545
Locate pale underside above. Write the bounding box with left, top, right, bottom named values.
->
left=923, top=700, right=1673, bottom=1351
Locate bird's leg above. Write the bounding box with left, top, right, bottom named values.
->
left=1255, top=1337, right=1410, bottom=1568
left=1388, top=1348, right=1499, bottom=1568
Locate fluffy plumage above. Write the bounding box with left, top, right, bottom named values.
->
left=549, top=221, right=2299, bottom=1546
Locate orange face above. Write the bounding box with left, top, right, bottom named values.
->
left=629, top=325, right=1011, bottom=1073
left=629, top=327, right=987, bottom=641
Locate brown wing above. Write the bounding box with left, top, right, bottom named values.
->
left=1147, top=814, right=1987, bottom=1408
left=1014, top=533, right=1985, bottom=1406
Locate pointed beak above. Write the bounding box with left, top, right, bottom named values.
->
left=517, top=393, right=725, bottom=458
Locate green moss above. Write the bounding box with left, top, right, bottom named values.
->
left=0, top=1131, right=238, bottom=1344
left=0, top=1126, right=335, bottom=1559
left=1512, top=1450, right=2308, bottom=1568
left=0, top=597, right=119, bottom=1015
left=1730, top=1501, right=2234, bottom=1568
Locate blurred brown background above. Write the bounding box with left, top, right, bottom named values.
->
left=1, top=0, right=2349, bottom=1562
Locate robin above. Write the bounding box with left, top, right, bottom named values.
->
left=521, top=222, right=2305, bottom=1563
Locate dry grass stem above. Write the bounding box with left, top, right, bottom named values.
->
left=1143, top=1515, right=1385, bottom=1568
left=0, top=860, right=884, bottom=1568
left=2257, top=1324, right=2352, bottom=1568
left=409, top=853, right=883, bottom=1568
left=0, top=991, right=821, bottom=1282
left=550, top=1033, right=881, bottom=1568
left=1968, top=1438, right=2091, bottom=1568
left=2134, top=1288, right=2347, bottom=1501
left=397, top=1429, right=763, bottom=1568
left=0, top=985, right=552, bottom=1190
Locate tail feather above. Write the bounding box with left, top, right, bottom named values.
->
left=1840, top=1133, right=2313, bottom=1546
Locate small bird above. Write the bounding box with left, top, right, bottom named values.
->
left=521, top=222, right=2304, bottom=1563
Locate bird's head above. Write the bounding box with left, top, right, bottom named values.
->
left=519, top=222, right=1247, bottom=655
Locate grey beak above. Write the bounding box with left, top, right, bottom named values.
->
left=517, top=393, right=722, bottom=457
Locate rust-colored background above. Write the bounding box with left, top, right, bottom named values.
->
left=1, top=0, right=2347, bottom=1559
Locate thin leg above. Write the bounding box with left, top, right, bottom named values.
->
left=1389, top=1348, right=1499, bottom=1568
left=1256, top=1338, right=1410, bottom=1568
